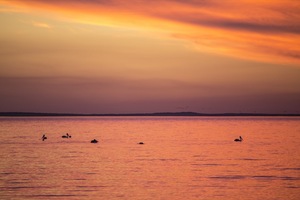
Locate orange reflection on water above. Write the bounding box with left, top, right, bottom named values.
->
left=0, top=117, right=299, bottom=199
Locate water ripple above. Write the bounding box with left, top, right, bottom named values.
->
left=207, top=175, right=300, bottom=181
left=277, top=167, right=300, bottom=171
left=209, top=175, right=246, bottom=180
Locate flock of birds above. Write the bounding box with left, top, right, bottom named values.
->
left=41, top=133, right=102, bottom=144
left=41, top=134, right=243, bottom=143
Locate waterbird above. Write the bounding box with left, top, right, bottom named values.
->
left=138, top=142, right=144, bottom=145
left=91, top=139, right=98, bottom=143
left=62, top=133, right=71, bottom=138
left=41, top=134, right=47, bottom=141
left=234, top=136, right=243, bottom=142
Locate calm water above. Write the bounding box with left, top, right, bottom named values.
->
left=0, top=116, right=299, bottom=200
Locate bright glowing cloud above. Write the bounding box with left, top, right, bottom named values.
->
left=31, top=21, right=52, bottom=29
left=1, top=0, right=300, bottom=64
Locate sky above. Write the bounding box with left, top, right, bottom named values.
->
left=0, top=0, right=300, bottom=114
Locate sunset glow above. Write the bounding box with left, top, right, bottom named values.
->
left=3, top=0, right=300, bottom=64
left=0, top=0, right=300, bottom=114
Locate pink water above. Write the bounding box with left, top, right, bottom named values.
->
left=0, top=117, right=299, bottom=199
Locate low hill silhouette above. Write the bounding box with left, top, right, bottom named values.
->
left=0, top=112, right=299, bottom=117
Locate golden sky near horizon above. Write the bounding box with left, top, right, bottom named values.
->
left=0, top=0, right=300, bottom=113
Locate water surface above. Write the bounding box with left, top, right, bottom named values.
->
left=0, top=117, right=299, bottom=199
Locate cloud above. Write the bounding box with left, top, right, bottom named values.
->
left=0, top=6, right=22, bottom=13
left=31, top=21, right=52, bottom=29
left=1, top=76, right=299, bottom=113
left=1, top=0, right=300, bottom=64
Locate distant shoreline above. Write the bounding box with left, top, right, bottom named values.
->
left=0, top=112, right=299, bottom=117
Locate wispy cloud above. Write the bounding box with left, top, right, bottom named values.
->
left=1, top=0, right=300, bottom=64
left=31, top=21, right=52, bottom=29
left=0, top=4, right=27, bottom=13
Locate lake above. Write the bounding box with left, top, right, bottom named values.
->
left=0, top=116, right=299, bottom=200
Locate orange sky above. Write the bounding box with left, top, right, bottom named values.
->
left=2, top=0, right=300, bottom=64
left=0, top=0, right=300, bottom=113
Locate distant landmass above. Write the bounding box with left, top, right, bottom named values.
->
left=0, top=112, right=299, bottom=117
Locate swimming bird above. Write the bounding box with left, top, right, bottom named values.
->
left=62, top=133, right=71, bottom=138
left=42, top=134, right=47, bottom=141
left=91, top=139, right=98, bottom=143
left=234, top=136, right=243, bottom=142
left=138, top=142, right=144, bottom=145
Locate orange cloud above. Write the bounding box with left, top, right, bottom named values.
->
left=31, top=21, right=52, bottom=29
left=1, top=0, right=300, bottom=65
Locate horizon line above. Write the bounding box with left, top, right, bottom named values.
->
left=0, top=112, right=299, bottom=117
